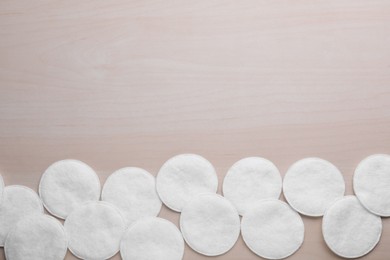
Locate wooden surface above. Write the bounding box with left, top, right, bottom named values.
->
left=1, top=0, right=390, bottom=259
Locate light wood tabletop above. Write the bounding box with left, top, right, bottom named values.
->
left=1, top=0, right=390, bottom=259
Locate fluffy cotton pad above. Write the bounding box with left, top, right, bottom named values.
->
left=283, top=158, right=345, bottom=216
left=39, top=159, right=101, bottom=219
left=64, top=201, right=126, bottom=259
left=0, top=185, right=44, bottom=246
left=102, top=167, right=162, bottom=227
left=0, top=174, right=3, bottom=203
left=156, top=154, right=218, bottom=212
left=180, top=193, right=240, bottom=256
left=354, top=154, right=390, bottom=216
left=5, top=214, right=68, bottom=260
left=322, top=196, right=382, bottom=258
left=120, top=217, right=184, bottom=260
left=241, top=199, right=304, bottom=259
left=223, top=157, right=282, bottom=215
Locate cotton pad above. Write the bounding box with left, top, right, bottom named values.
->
left=322, top=196, right=382, bottom=258
left=120, top=217, right=184, bottom=260
left=156, top=154, right=218, bottom=212
left=354, top=154, right=390, bottom=216
left=180, top=193, right=240, bottom=256
left=0, top=185, right=44, bottom=246
left=283, top=158, right=345, bottom=216
left=5, top=214, right=68, bottom=260
left=223, top=157, right=282, bottom=215
left=0, top=174, right=4, bottom=203
left=102, top=167, right=162, bottom=227
left=241, top=199, right=304, bottom=259
left=39, top=159, right=101, bottom=219
left=64, top=201, right=126, bottom=259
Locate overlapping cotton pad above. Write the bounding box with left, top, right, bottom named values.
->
left=180, top=193, right=240, bottom=256
left=354, top=154, right=390, bottom=216
left=102, top=167, right=162, bottom=226
left=283, top=158, right=345, bottom=216
left=322, top=196, right=382, bottom=258
left=156, top=154, right=218, bottom=212
left=0, top=185, right=44, bottom=246
left=64, top=201, right=126, bottom=259
left=120, top=217, right=184, bottom=260
left=5, top=214, right=68, bottom=260
left=241, top=199, right=304, bottom=259
left=39, top=159, right=101, bottom=219
left=223, top=157, right=282, bottom=215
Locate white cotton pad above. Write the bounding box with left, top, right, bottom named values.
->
left=353, top=154, right=390, bottom=216
left=102, top=167, right=162, bottom=227
left=283, top=158, right=345, bottom=216
left=39, top=159, right=101, bottom=219
left=64, top=201, right=126, bottom=259
left=0, top=185, right=44, bottom=246
left=223, top=157, right=282, bottom=215
left=5, top=214, right=68, bottom=260
left=156, top=154, right=218, bottom=212
left=322, top=196, right=382, bottom=258
left=180, top=193, right=240, bottom=256
left=120, top=217, right=184, bottom=260
left=241, top=199, right=304, bottom=259
left=0, top=174, right=4, bottom=203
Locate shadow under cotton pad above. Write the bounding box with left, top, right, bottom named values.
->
left=64, top=201, right=126, bottom=260
left=180, top=193, right=240, bottom=256
left=5, top=214, right=68, bottom=260
left=283, top=158, right=345, bottom=217
left=353, top=154, right=390, bottom=216
left=39, top=159, right=101, bottom=219
left=322, top=196, right=382, bottom=258
left=223, top=157, right=282, bottom=215
left=120, top=217, right=184, bottom=260
left=156, top=154, right=218, bottom=212
left=0, top=185, right=44, bottom=246
left=102, top=167, right=162, bottom=227
left=241, top=199, right=304, bottom=260
left=0, top=174, right=3, bottom=203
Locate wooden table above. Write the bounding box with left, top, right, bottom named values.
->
left=1, top=0, right=389, bottom=259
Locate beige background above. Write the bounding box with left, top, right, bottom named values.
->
left=1, top=0, right=390, bottom=259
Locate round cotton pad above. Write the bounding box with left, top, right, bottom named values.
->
left=0, top=174, right=4, bottom=203
left=120, top=217, right=184, bottom=260
left=64, top=201, right=126, bottom=259
left=322, top=196, right=382, bottom=258
left=241, top=199, right=304, bottom=259
left=354, top=154, right=390, bottom=216
left=102, top=167, right=162, bottom=227
left=0, top=185, right=44, bottom=246
left=180, top=193, right=240, bottom=256
left=156, top=154, right=218, bottom=212
left=223, top=157, right=282, bottom=215
left=39, top=159, right=101, bottom=219
left=5, top=214, right=68, bottom=260
left=283, top=158, right=345, bottom=216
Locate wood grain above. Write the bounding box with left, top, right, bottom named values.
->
left=1, top=0, right=390, bottom=259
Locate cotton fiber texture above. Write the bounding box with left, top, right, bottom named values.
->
left=180, top=193, right=240, bottom=256
left=39, top=159, right=101, bottom=219
left=0, top=185, right=43, bottom=246
left=102, top=167, right=162, bottom=226
left=5, top=214, right=68, bottom=260
left=121, top=217, right=184, bottom=260
left=156, top=154, right=218, bottom=212
left=322, top=196, right=382, bottom=258
left=223, top=157, right=282, bottom=215
left=354, top=154, right=390, bottom=216
left=283, top=158, right=345, bottom=216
